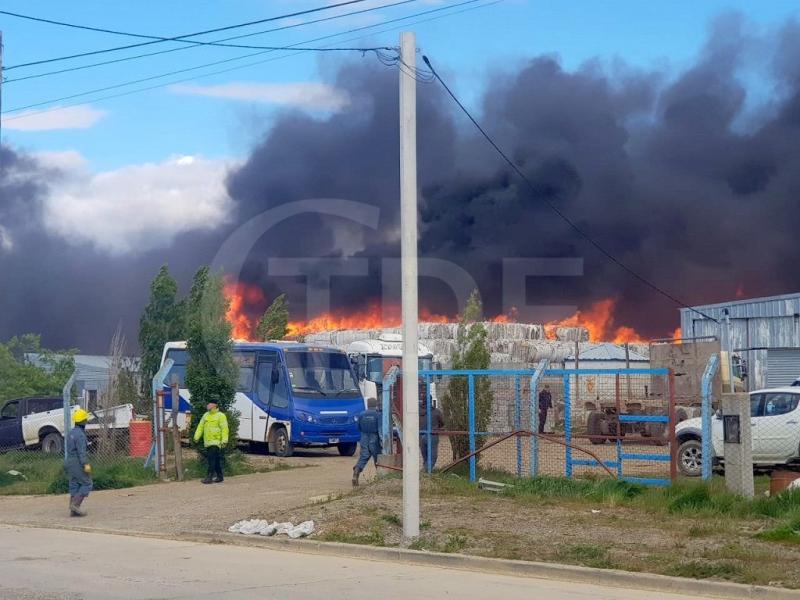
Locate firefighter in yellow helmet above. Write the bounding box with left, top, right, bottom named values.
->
left=66, top=408, right=93, bottom=516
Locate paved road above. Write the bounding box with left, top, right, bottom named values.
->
left=0, top=526, right=703, bottom=600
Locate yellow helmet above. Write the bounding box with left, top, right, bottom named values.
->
left=73, top=408, right=89, bottom=424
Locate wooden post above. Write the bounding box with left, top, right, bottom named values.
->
left=171, top=375, right=184, bottom=481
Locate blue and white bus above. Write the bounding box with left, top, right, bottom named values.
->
left=160, top=341, right=365, bottom=457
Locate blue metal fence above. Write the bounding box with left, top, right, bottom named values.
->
left=393, top=366, right=678, bottom=486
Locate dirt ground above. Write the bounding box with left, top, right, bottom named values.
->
left=271, top=476, right=800, bottom=590
left=434, top=435, right=672, bottom=479
left=0, top=448, right=361, bottom=534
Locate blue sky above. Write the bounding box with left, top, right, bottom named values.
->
left=2, top=0, right=798, bottom=170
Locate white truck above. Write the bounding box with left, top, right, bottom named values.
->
left=0, top=396, right=134, bottom=454
left=347, top=333, right=439, bottom=405
left=675, top=387, right=800, bottom=476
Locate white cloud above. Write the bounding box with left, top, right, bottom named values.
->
left=171, top=81, right=350, bottom=111
left=38, top=153, right=236, bottom=255
left=4, top=105, right=108, bottom=131
left=0, top=225, right=14, bottom=253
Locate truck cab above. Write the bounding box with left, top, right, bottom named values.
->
left=676, top=387, right=800, bottom=476
left=347, top=334, right=438, bottom=406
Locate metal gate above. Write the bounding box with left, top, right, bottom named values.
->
left=767, top=349, right=800, bottom=387
left=405, top=366, right=677, bottom=486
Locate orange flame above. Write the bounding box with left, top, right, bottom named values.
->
left=224, top=278, right=456, bottom=340
left=224, top=279, right=265, bottom=340
left=225, top=279, right=656, bottom=343
left=544, top=298, right=645, bottom=343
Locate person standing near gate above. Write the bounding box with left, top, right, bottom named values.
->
left=66, top=408, right=93, bottom=517
left=419, top=397, right=445, bottom=469
left=193, top=400, right=229, bottom=484
left=538, top=384, right=553, bottom=434
left=352, top=397, right=381, bottom=487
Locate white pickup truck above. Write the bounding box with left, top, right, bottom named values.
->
left=675, top=387, right=800, bottom=476
left=0, top=396, right=134, bottom=454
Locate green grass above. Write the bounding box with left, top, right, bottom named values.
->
left=0, top=448, right=292, bottom=495
left=666, top=560, right=744, bottom=581
left=757, top=516, right=800, bottom=544
left=183, top=450, right=295, bottom=480
left=320, top=528, right=386, bottom=546
left=47, top=457, right=157, bottom=494
left=421, top=472, right=800, bottom=552
left=380, top=512, right=402, bottom=526
left=408, top=532, right=468, bottom=553
left=0, top=452, right=157, bottom=495
left=556, top=544, right=617, bottom=569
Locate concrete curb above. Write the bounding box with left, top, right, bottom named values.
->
left=3, top=521, right=798, bottom=600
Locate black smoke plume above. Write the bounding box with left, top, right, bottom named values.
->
left=2, top=14, right=800, bottom=352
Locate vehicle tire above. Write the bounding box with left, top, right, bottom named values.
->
left=337, top=442, right=357, bottom=457
left=678, top=438, right=703, bottom=477
left=587, top=412, right=606, bottom=445
left=273, top=427, right=293, bottom=458
left=41, top=432, right=64, bottom=455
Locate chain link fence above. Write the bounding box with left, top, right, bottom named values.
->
left=0, top=372, right=151, bottom=496
left=385, top=365, right=678, bottom=486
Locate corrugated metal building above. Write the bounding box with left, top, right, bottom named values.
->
left=680, top=293, right=800, bottom=390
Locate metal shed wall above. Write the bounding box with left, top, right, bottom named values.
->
left=680, top=293, right=800, bottom=390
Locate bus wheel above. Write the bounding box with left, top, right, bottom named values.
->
left=337, top=442, right=357, bottom=457
left=273, top=427, right=293, bottom=458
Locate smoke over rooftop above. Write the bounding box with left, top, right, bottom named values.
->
left=2, top=13, right=800, bottom=352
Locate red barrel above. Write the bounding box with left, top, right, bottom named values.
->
left=129, top=420, right=153, bottom=457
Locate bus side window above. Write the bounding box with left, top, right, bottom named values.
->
left=256, top=362, right=274, bottom=404
left=271, top=363, right=289, bottom=409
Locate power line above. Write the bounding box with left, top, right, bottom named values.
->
left=5, top=0, right=419, bottom=84
left=421, top=54, right=718, bottom=323
left=2, top=0, right=378, bottom=70
left=3, top=0, right=493, bottom=118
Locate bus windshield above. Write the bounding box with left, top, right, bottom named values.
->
left=285, top=350, right=360, bottom=398
left=164, top=349, right=188, bottom=387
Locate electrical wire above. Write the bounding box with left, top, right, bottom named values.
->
left=5, top=0, right=420, bottom=84
left=421, top=54, right=718, bottom=323
left=3, top=0, right=493, bottom=118
left=2, top=0, right=379, bottom=70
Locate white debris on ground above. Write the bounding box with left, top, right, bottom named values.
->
left=6, top=470, right=27, bottom=480
left=228, top=519, right=315, bottom=538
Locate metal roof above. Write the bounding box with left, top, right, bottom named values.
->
left=566, top=342, right=649, bottom=362
left=680, top=292, right=800, bottom=321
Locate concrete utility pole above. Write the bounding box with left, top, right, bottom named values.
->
left=399, top=31, right=420, bottom=540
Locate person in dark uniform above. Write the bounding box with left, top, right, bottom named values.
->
left=419, top=398, right=445, bottom=470
left=538, top=384, right=553, bottom=434
left=352, top=397, right=382, bottom=487
left=66, top=408, right=93, bottom=517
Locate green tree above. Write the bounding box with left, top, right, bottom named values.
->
left=0, top=335, right=76, bottom=404
left=441, top=290, right=494, bottom=462
left=138, top=266, right=185, bottom=395
left=256, top=294, right=289, bottom=341
left=184, top=267, right=238, bottom=455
